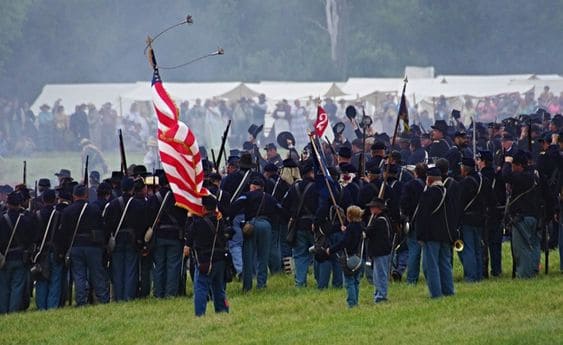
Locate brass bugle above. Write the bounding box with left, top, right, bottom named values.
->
left=453, top=239, right=464, bottom=252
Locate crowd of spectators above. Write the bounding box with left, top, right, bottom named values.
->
left=1, top=86, right=561, bottom=157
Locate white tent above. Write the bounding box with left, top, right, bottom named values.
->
left=120, top=81, right=241, bottom=103
left=31, top=83, right=136, bottom=114
left=251, top=82, right=347, bottom=101
left=508, top=79, right=563, bottom=95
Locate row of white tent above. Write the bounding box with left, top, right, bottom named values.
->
left=31, top=74, right=563, bottom=115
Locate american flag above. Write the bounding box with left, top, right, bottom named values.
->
left=151, top=69, right=209, bottom=215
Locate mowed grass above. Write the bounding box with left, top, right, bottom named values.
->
left=0, top=151, right=146, bottom=185
left=0, top=245, right=561, bottom=345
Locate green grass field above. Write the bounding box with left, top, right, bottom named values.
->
left=0, top=245, right=561, bottom=345
left=0, top=151, right=146, bottom=186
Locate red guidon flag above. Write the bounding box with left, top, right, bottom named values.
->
left=151, top=69, right=209, bottom=215
left=314, top=105, right=329, bottom=138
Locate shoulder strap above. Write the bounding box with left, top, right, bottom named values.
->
left=113, top=197, right=134, bottom=237
left=34, top=209, right=57, bottom=263
left=66, top=203, right=88, bottom=253
left=255, top=192, right=266, bottom=218
left=2, top=214, right=22, bottom=256
left=294, top=182, right=314, bottom=218
left=118, top=196, right=124, bottom=211
left=431, top=185, right=447, bottom=215
left=464, top=173, right=483, bottom=211
left=230, top=170, right=252, bottom=203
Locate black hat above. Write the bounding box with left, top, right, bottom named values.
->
left=208, top=173, right=222, bottom=182
left=300, top=163, right=314, bottom=176
left=134, top=177, right=145, bottom=192
left=38, top=178, right=51, bottom=188
left=7, top=192, right=23, bottom=206
left=410, top=137, right=421, bottom=147
left=488, top=122, right=501, bottom=130
left=366, top=197, right=386, bottom=209
left=352, top=138, right=363, bottom=148
left=264, top=143, right=277, bottom=151
left=111, top=171, right=124, bottom=183
left=338, top=146, right=352, bottom=159
left=461, top=157, right=475, bottom=167
left=421, top=133, right=431, bottom=139
left=340, top=163, right=357, bottom=174
left=249, top=178, right=264, bottom=187
left=371, top=141, right=386, bottom=151
left=537, top=132, right=552, bottom=142
left=333, top=122, right=345, bottom=135
left=277, top=131, right=296, bottom=149
left=501, top=133, right=514, bottom=141
left=239, top=153, right=256, bottom=170
left=431, top=120, right=448, bottom=133
left=97, top=182, right=112, bottom=194
left=242, top=141, right=254, bottom=151
left=248, top=124, right=264, bottom=139
left=366, top=160, right=381, bottom=175
left=476, top=150, right=493, bottom=162
left=73, top=184, right=88, bottom=197
left=427, top=167, right=441, bottom=177
left=451, top=109, right=461, bottom=119
left=16, top=185, right=30, bottom=200
left=229, top=149, right=241, bottom=158
left=42, top=189, right=56, bottom=203
left=227, top=156, right=240, bottom=165
left=390, top=150, right=402, bottom=163
left=454, top=130, right=467, bottom=137
left=283, top=158, right=298, bottom=168
left=201, top=159, right=213, bottom=174
left=55, top=169, right=71, bottom=178
left=512, top=150, right=529, bottom=165
left=121, top=177, right=135, bottom=192
left=264, top=163, right=278, bottom=173
left=386, top=164, right=399, bottom=175
left=345, top=105, right=357, bottom=120
left=0, top=184, right=13, bottom=194
left=133, top=165, right=148, bottom=177
left=202, top=195, right=217, bottom=211
left=375, top=133, right=390, bottom=143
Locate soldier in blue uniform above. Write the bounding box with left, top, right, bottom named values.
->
left=148, top=175, right=187, bottom=298
left=476, top=151, right=504, bottom=277
left=60, top=185, right=109, bottom=306
left=428, top=120, right=450, bottom=159
left=416, top=167, right=456, bottom=298
left=0, top=192, right=35, bottom=313
left=186, top=196, right=229, bottom=316
left=33, top=189, right=65, bottom=310
left=104, top=177, right=148, bottom=301
left=502, top=150, right=543, bottom=278
left=281, top=163, right=319, bottom=287
left=400, top=163, right=427, bottom=284
left=458, top=157, right=494, bottom=282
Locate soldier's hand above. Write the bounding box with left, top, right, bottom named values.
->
left=183, top=246, right=190, bottom=257
left=341, top=225, right=347, bottom=232
left=552, top=133, right=559, bottom=145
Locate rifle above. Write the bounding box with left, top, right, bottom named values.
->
left=84, top=155, right=89, bottom=188
left=359, top=107, right=368, bottom=178
left=379, top=77, right=407, bottom=199
left=527, top=118, right=532, bottom=153
left=211, top=149, right=217, bottom=171
left=472, top=117, right=476, bottom=160
left=216, top=120, right=231, bottom=170
left=324, top=136, right=337, bottom=156
left=34, top=180, right=37, bottom=199
left=23, top=161, right=27, bottom=186
left=118, top=129, right=128, bottom=175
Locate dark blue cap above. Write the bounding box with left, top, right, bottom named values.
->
left=476, top=150, right=493, bottom=162
left=264, top=163, right=278, bottom=173
left=121, top=177, right=135, bottom=192
left=461, top=157, right=475, bottom=167
left=338, top=146, right=352, bottom=158
left=7, top=191, right=23, bottom=206
left=427, top=167, right=441, bottom=177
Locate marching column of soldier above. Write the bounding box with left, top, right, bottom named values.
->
left=0, top=107, right=561, bottom=315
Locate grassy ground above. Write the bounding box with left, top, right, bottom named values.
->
left=0, top=151, right=146, bottom=186
left=0, top=245, right=561, bottom=345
